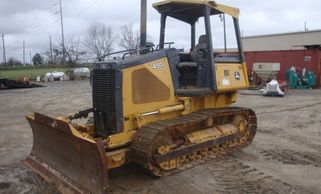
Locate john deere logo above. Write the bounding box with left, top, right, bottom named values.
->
left=235, top=72, right=241, bottom=80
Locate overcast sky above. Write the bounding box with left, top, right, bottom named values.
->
left=0, top=0, right=321, bottom=63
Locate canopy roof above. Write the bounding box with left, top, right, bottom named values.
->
left=153, top=0, right=240, bottom=24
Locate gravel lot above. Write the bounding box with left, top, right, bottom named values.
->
left=0, top=80, right=321, bottom=194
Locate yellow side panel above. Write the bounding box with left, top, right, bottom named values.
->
left=215, top=63, right=249, bottom=92
left=132, top=68, right=171, bottom=104
left=122, top=57, right=177, bottom=116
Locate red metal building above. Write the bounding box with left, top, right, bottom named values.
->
left=241, top=30, right=321, bottom=87
left=245, top=49, right=321, bottom=87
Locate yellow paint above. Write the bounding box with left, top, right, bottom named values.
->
left=122, top=58, right=176, bottom=116
left=158, top=104, right=185, bottom=114
left=106, top=148, right=129, bottom=169
left=26, top=0, right=252, bottom=175
left=215, top=63, right=249, bottom=92
left=153, top=0, right=240, bottom=18
left=186, top=124, right=238, bottom=144
left=107, top=60, right=247, bottom=151
left=107, top=130, right=136, bottom=149
left=103, top=0, right=248, bottom=157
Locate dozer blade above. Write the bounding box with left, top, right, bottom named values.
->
left=24, top=112, right=109, bottom=194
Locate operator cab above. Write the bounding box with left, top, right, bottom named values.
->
left=153, top=0, right=245, bottom=96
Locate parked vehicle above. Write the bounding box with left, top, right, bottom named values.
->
left=44, top=71, right=65, bottom=81
left=66, top=67, right=90, bottom=80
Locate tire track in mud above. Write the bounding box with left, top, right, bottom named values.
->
left=203, top=155, right=312, bottom=194
left=255, top=101, right=321, bottom=115
left=261, top=149, right=321, bottom=167
left=287, top=135, right=321, bottom=151
left=0, top=156, right=313, bottom=194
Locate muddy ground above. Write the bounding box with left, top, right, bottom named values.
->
left=0, top=80, right=320, bottom=194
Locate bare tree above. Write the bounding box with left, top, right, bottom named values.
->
left=50, top=36, right=86, bottom=66
left=43, top=50, right=55, bottom=65
left=85, top=22, right=115, bottom=62
left=49, top=47, right=64, bottom=65
left=64, top=37, right=86, bottom=65
left=118, top=24, right=140, bottom=50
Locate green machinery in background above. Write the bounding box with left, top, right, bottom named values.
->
left=286, top=67, right=316, bottom=89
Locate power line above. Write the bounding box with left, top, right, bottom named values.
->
left=6, top=4, right=58, bottom=34
left=62, top=0, right=73, bottom=11
left=73, top=0, right=100, bottom=17
left=43, top=1, right=59, bottom=10
left=64, top=0, right=100, bottom=24
left=5, top=0, right=97, bottom=38
left=2, top=0, right=100, bottom=61
left=1, top=1, right=67, bottom=37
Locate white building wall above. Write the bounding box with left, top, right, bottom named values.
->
left=242, top=30, right=321, bottom=52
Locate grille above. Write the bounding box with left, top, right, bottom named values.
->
left=92, top=69, right=116, bottom=135
left=178, top=66, right=197, bottom=87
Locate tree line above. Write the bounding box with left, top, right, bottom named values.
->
left=2, top=22, right=144, bottom=67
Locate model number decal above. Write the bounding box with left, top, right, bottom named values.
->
left=152, top=62, right=164, bottom=69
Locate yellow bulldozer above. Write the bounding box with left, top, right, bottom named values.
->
left=25, top=1, right=257, bottom=193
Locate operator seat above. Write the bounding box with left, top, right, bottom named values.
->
left=177, top=35, right=208, bottom=87
left=191, top=35, right=208, bottom=62
left=178, top=35, right=208, bottom=68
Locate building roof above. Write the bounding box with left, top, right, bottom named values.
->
left=243, top=29, right=321, bottom=39
left=153, top=0, right=240, bottom=24
left=241, top=29, right=321, bottom=52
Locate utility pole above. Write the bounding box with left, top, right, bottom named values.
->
left=59, top=0, right=66, bottom=63
left=29, top=51, right=32, bottom=65
left=2, top=33, right=6, bottom=65
left=140, top=0, right=147, bottom=48
left=49, top=35, right=53, bottom=63
left=23, top=41, right=26, bottom=65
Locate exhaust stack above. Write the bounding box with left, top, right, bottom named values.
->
left=140, top=0, right=147, bottom=48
